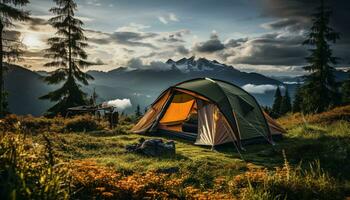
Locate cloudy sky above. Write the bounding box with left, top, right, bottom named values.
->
left=12, top=0, right=350, bottom=76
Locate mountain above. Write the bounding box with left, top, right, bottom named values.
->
left=87, top=57, right=282, bottom=111
left=272, top=70, right=350, bottom=84
left=4, top=64, right=54, bottom=116
left=88, top=57, right=280, bottom=91
left=5, top=58, right=283, bottom=116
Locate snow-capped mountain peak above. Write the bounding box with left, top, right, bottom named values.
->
left=166, top=56, right=229, bottom=73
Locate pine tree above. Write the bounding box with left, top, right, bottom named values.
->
left=271, top=86, right=282, bottom=118
left=292, top=85, right=303, bottom=113
left=0, top=0, right=30, bottom=117
left=40, top=0, right=94, bottom=116
left=341, top=80, right=350, bottom=104
left=280, top=89, right=292, bottom=115
left=89, top=88, right=98, bottom=106
left=300, top=0, right=340, bottom=113
left=135, top=104, right=142, bottom=117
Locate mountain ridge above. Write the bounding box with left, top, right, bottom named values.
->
left=6, top=58, right=292, bottom=116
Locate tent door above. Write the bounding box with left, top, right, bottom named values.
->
left=195, top=100, right=235, bottom=146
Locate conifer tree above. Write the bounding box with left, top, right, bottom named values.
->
left=292, top=85, right=303, bottom=113
left=88, top=88, right=98, bottom=106
left=271, top=86, right=282, bottom=118
left=0, top=0, right=30, bottom=117
left=341, top=80, right=350, bottom=104
left=300, top=0, right=340, bottom=113
left=40, top=0, right=94, bottom=116
left=280, top=89, right=292, bottom=115
left=135, top=104, right=142, bottom=117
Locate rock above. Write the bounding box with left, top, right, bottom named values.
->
left=125, top=138, right=176, bottom=157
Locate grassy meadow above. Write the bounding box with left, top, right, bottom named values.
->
left=1, top=107, right=350, bottom=199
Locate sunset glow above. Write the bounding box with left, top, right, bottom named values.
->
left=22, top=34, right=45, bottom=49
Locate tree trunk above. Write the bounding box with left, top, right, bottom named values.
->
left=68, top=18, right=72, bottom=77
left=0, top=22, right=4, bottom=118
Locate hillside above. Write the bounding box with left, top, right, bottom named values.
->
left=4, top=64, right=54, bottom=116
left=5, top=59, right=349, bottom=118
left=1, top=106, right=349, bottom=199
left=5, top=58, right=283, bottom=116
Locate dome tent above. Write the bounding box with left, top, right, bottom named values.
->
left=131, top=78, right=285, bottom=148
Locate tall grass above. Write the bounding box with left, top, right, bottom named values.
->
left=0, top=134, right=70, bottom=199
left=230, top=152, right=343, bottom=200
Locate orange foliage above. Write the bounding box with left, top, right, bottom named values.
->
left=70, top=160, right=235, bottom=199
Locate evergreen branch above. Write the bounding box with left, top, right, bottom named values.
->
left=2, top=0, right=29, bottom=6
left=42, top=68, right=68, bottom=84
left=0, top=2, right=30, bottom=22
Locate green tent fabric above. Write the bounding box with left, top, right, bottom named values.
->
left=132, top=78, right=285, bottom=147
left=175, top=78, right=271, bottom=142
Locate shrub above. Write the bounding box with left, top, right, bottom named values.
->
left=64, top=115, right=102, bottom=132
left=21, top=116, right=52, bottom=134
left=0, top=134, right=70, bottom=199
left=0, top=114, right=20, bottom=132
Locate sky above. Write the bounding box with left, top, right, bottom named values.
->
left=10, top=0, right=350, bottom=76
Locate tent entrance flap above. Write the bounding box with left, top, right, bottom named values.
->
left=195, top=100, right=236, bottom=146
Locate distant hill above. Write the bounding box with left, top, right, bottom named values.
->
left=271, top=70, right=350, bottom=84
left=5, top=58, right=286, bottom=116
left=4, top=64, right=53, bottom=116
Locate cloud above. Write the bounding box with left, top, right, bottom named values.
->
left=242, top=84, right=284, bottom=94
left=3, top=30, right=21, bottom=41
left=261, top=18, right=308, bottom=32
left=106, top=98, right=132, bottom=111
left=194, top=32, right=225, bottom=53
left=158, top=13, right=179, bottom=24
left=261, top=0, right=350, bottom=64
left=27, top=17, right=49, bottom=31
left=224, top=33, right=307, bottom=66
left=126, top=58, right=172, bottom=71
left=94, top=58, right=105, bottom=65
left=169, top=13, right=179, bottom=22
left=116, top=23, right=150, bottom=32
left=176, top=46, right=190, bottom=55
left=158, top=16, right=168, bottom=24
left=89, top=30, right=158, bottom=49
left=87, top=0, right=102, bottom=7
left=110, top=31, right=158, bottom=48
left=224, top=38, right=248, bottom=48
left=158, top=30, right=190, bottom=43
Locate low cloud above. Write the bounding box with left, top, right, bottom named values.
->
left=242, top=84, right=284, bottom=94
left=106, top=98, right=132, bottom=111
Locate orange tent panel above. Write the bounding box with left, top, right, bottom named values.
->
left=160, top=100, right=195, bottom=124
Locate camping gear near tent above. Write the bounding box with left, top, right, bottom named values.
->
left=132, top=78, right=286, bottom=148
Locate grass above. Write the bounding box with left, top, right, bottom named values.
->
left=36, top=119, right=349, bottom=181
left=1, top=107, right=350, bottom=199
left=37, top=132, right=246, bottom=176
